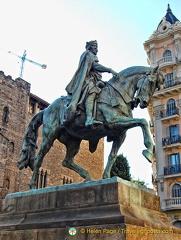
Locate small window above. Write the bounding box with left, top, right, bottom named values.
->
left=29, top=102, right=35, bottom=114
left=9, top=142, right=14, bottom=155
left=172, top=184, right=181, bottom=198
left=2, top=107, right=9, bottom=123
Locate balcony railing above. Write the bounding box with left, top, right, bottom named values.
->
left=158, top=56, right=175, bottom=65
left=162, top=135, right=181, bottom=147
left=164, top=164, right=181, bottom=175
left=160, top=107, right=179, bottom=119
left=162, top=197, right=181, bottom=210
left=164, top=78, right=181, bottom=88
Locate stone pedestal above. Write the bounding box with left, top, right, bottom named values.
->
left=0, top=177, right=181, bottom=239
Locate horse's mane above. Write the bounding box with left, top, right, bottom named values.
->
left=119, top=66, right=152, bottom=78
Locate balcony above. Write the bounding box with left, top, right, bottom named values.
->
left=162, top=197, right=181, bottom=210
left=160, top=107, right=179, bottom=118
left=164, top=164, right=181, bottom=175
left=162, top=135, right=181, bottom=149
left=159, top=108, right=179, bottom=121
left=158, top=56, right=177, bottom=70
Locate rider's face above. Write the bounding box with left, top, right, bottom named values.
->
left=90, top=44, right=98, bottom=55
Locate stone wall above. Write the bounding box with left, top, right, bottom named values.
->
left=0, top=71, right=104, bottom=198
left=1, top=177, right=181, bottom=240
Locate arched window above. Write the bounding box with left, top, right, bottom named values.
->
left=163, top=50, right=172, bottom=63
left=9, top=142, right=14, bottom=156
left=4, top=178, right=10, bottom=190
left=166, top=98, right=176, bottom=116
left=36, top=169, right=47, bottom=188
left=2, top=107, right=9, bottom=123
left=163, top=50, right=172, bottom=57
left=173, top=221, right=181, bottom=229
left=62, top=176, right=73, bottom=185
left=172, top=184, right=181, bottom=198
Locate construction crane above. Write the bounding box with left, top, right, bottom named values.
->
left=0, top=48, right=47, bottom=78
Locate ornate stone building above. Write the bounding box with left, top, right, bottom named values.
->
left=144, top=5, right=181, bottom=227
left=0, top=71, right=104, bottom=199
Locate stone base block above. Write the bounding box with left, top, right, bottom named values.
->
left=0, top=177, right=181, bottom=239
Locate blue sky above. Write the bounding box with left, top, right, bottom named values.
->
left=0, top=0, right=181, bottom=187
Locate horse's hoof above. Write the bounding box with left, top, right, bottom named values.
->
left=85, top=175, right=92, bottom=181
left=142, top=149, right=152, bottom=163
left=84, top=178, right=91, bottom=182
left=29, top=182, right=36, bottom=190
left=102, top=173, right=110, bottom=179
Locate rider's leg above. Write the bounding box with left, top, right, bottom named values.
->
left=85, top=92, right=102, bottom=126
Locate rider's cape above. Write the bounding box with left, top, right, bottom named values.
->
left=65, top=50, right=99, bottom=121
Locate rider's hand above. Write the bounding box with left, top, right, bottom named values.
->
left=96, top=80, right=105, bottom=88
left=110, top=69, right=119, bottom=78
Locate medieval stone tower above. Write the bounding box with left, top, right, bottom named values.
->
left=144, top=4, right=181, bottom=227
left=0, top=71, right=104, bottom=199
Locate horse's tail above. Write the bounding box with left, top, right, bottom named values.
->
left=17, top=110, right=44, bottom=171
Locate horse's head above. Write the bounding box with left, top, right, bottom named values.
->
left=134, top=66, right=165, bottom=109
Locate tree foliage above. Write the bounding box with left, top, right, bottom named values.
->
left=110, top=154, right=148, bottom=188
left=131, top=178, right=148, bottom=187
left=110, top=154, right=131, bottom=181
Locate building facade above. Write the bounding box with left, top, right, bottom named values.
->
left=144, top=5, right=181, bottom=227
left=0, top=71, right=104, bottom=199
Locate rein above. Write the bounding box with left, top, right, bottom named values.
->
left=105, top=80, right=132, bottom=103
left=136, top=73, right=153, bottom=97
left=106, top=74, right=148, bottom=104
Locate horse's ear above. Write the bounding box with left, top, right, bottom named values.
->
left=152, top=66, right=159, bottom=73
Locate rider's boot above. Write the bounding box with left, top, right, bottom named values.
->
left=85, top=93, right=103, bottom=127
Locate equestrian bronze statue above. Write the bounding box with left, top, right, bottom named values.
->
left=17, top=41, right=165, bottom=189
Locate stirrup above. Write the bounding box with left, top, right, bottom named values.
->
left=85, top=118, right=103, bottom=127
left=92, top=120, right=103, bottom=125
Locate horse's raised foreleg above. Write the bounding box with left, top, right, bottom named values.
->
left=126, top=118, right=153, bottom=163
left=60, top=136, right=91, bottom=181
left=138, top=118, right=153, bottom=163
left=103, top=134, right=126, bottom=179
left=110, top=117, right=153, bottom=163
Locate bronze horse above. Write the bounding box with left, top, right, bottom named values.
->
left=17, top=66, right=165, bottom=189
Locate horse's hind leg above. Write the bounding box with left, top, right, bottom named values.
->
left=103, top=133, right=126, bottom=179
left=30, top=134, right=55, bottom=189
left=60, top=137, right=91, bottom=181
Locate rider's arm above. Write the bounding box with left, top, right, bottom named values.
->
left=92, top=61, right=118, bottom=76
